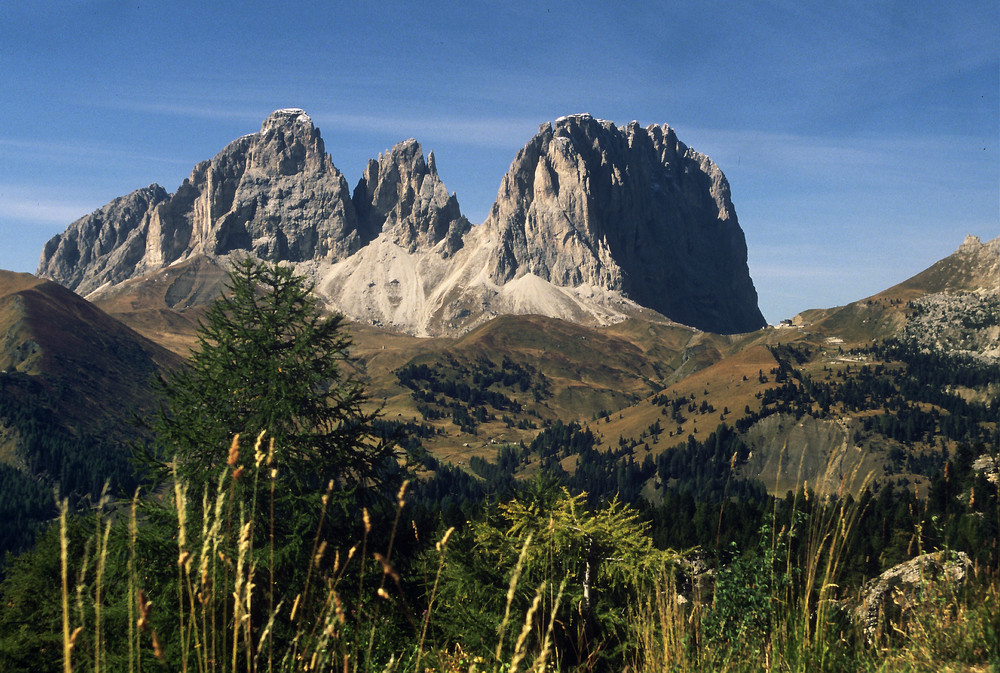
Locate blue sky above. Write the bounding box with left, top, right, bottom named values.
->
left=1, top=1, right=997, bottom=323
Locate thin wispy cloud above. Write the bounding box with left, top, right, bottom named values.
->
left=96, top=99, right=265, bottom=125
left=681, top=127, right=996, bottom=178
left=309, top=112, right=542, bottom=150
left=89, top=95, right=544, bottom=151
left=0, top=137, right=191, bottom=169
left=0, top=201, right=90, bottom=226
left=0, top=194, right=95, bottom=226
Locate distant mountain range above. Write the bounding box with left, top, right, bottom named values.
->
left=36, top=109, right=765, bottom=336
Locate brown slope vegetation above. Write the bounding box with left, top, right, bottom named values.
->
left=0, top=270, right=181, bottom=468
left=0, top=270, right=179, bottom=381
left=348, top=314, right=713, bottom=461
left=794, top=235, right=999, bottom=344
left=582, top=286, right=997, bottom=498
left=894, top=234, right=999, bottom=295
left=589, top=318, right=862, bottom=453
left=65, top=235, right=996, bottom=501
left=88, top=254, right=229, bottom=357
left=596, top=344, right=780, bottom=453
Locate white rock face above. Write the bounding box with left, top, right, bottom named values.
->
left=38, top=110, right=767, bottom=336
left=307, top=223, right=646, bottom=337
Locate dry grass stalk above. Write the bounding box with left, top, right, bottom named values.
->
left=59, top=496, right=72, bottom=673
left=630, top=569, right=691, bottom=672
left=496, top=533, right=534, bottom=664
left=509, top=582, right=545, bottom=673
left=530, top=578, right=566, bottom=673
left=128, top=489, right=140, bottom=673
left=414, top=526, right=456, bottom=673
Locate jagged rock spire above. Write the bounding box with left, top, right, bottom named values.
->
left=352, top=139, right=470, bottom=256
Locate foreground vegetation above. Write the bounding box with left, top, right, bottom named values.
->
left=1, top=259, right=998, bottom=671
left=0, top=453, right=997, bottom=672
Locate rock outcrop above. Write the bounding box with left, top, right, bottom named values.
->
left=910, top=234, right=1000, bottom=295
left=893, top=235, right=1000, bottom=361
left=38, top=185, right=170, bottom=293
left=483, top=114, right=766, bottom=334
left=39, top=109, right=362, bottom=294
left=352, top=139, right=470, bottom=257
left=38, top=110, right=767, bottom=336
left=853, top=550, right=972, bottom=643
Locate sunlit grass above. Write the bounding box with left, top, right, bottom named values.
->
left=51, top=434, right=999, bottom=672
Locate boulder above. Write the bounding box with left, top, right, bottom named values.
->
left=853, top=550, right=973, bottom=642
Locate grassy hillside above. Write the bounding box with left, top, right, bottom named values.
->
left=0, top=272, right=182, bottom=556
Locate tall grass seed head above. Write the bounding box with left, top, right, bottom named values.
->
left=227, top=434, right=240, bottom=466
left=253, top=429, right=267, bottom=467
left=436, top=526, right=455, bottom=552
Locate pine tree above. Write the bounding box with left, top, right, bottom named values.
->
left=149, top=257, right=395, bottom=497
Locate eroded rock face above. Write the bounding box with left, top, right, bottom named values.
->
left=39, top=109, right=362, bottom=294
left=203, top=108, right=361, bottom=263
left=352, top=139, right=470, bottom=257
left=483, top=114, right=766, bottom=334
left=38, top=185, right=170, bottom=293
left=38, top=110, right=767, bottom=336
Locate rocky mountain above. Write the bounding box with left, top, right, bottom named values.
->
left=896, top=235, right=999, bottom=361
left=793, top=235, right=999, bottom=349
left=38, top=109, right=362, bottom=295
left=352, top=139, right=471, bottom=257
left=899, top=234, right=999, bottom=295
left=481, top=115, right=764, bottom=334
left=38, top=109, right=765, bottom=336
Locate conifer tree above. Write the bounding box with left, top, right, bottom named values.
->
left=150, top=257, right=395, bottom=497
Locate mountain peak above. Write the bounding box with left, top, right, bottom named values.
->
left=38, top=112, right=767, bottom=336
left=554, top=112, right=607, bottom=125
left=352, top=138, right=469, bottom=255
left=959, top=234, right=984, bottom=251
left=483, top=115, right=765, bottom=334
left=261, top=107, right=314, bottom=133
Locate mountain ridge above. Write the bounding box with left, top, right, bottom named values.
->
left=792, top=234, right=999, bottom=344
left=37, top=109, right=765, bottom=336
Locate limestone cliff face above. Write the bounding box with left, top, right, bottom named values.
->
left=39, top=109, right=362, bottom=294
left=483, top=114, right=765, bottom=334
left=38, top=109, right=768, bottom=336
left=352, top=139, right=470, bottom=257
left=38, top=185, right=170, bottom=293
